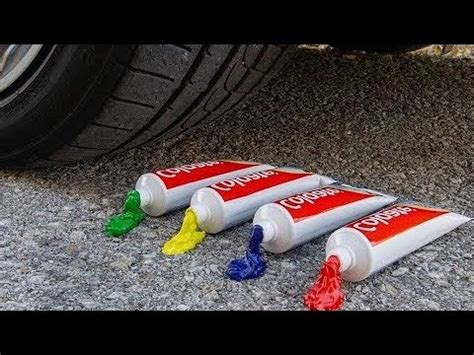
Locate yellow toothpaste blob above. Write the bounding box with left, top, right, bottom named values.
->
left=162, top=208, right=206, bottom=255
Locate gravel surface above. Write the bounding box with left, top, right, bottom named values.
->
left=0, top=46, right=472, bottom=310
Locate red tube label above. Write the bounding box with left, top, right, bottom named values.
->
left=210, top=169, right=313, bottom=202
left=348, top=204, right=448, bottom=245
left=277, top=186, right=374, bottom=223
left=155, top=160, right=261, bottom=189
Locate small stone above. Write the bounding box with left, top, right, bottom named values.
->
left=281, top=261, right=297, bottom=269
left=70, top=231, right=86, bottom=241
left=110, top=255, right=135, bottom=271
left=462, top=253, right=472, bottom=259
left=418, top=251, right=438, bottom=261
left=95, top=211, right=107, bottom=218
left=385, top=283, right=398, bottom=296
left=29, top=275, right=45, bottom=284
left=106, top=291, right=122, bottom=300
left=209, top=264, right=220, bottom=273
left=391, top=267, right=409, bottom=277
left=88, top=203, right=101, bottom=210
left=419, top=298, right=440, bottom=310
left=207, top=290, right=219, bottom=299
left=110, top=260, right=130, bottom=271
left=435, top=279, right=451, bottom=287
left=101, top=198, right=111, bottom=206
left=80, top=299, right=98, bottom=308
left=427, top=271, right=443, bottom=279
left=184, top=275, right=194, bottom=282
left=143, top=254, right=155, bottom=260
left=0, top=219, right=12, bottom=227
left=17, top=265, right=29, bottom=274
left=177, top=304, right=190, bottom=311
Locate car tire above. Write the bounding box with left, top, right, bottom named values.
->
left=0, top=44, right=294, bottom=167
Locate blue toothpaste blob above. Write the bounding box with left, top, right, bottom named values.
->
left=227, top=225, right=267, bottom=281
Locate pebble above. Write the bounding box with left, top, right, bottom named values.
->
left=391, top=267, right=409, bottom=277
left=80, top=299, right=98, bottom=308
left=70, top=231, right=86, bottom=241
left=0, top=219, right=12, bottom=227
left=208, top=264, right=220, bottom=273
left=385, top=283, right=399, bottom=296
left=281, top=261, right=297, bottom=269
left=427, top=271, right=444, bottom=279
left=417, top=251, right=439, bottom=261
left=106, top=292, right=123, bottom=300
left=418, top=298, right=441, bottom=310
left=184, top=275, right=195, bottom=282
left=29, top=275, right=45, bottom=284
left=110, top=260, right=131, bottom=271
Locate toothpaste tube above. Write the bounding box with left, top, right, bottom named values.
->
left=105, top=160, right=273, bottom=237
left=162, top=168, right=335, bottom=255
left=226, top=185, right=396, bottom=281
left=303, top=203, right=472, bottom=311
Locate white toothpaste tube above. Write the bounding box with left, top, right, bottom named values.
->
left=254, top=185, right=397, bottom=253
left=190, top=168, right=336, bottom=234
left=303, top=203, right=472, bottom=311
left=135, top=160, right=274, bottom=216
left=326, top=203, right=472, bottom=282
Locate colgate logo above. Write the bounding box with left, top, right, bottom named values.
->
left=279, top=188, right=341, bottom=210
left=352, top=206, right=414, bottom=232
left=156, top=161, right=222, bottom=178
left=211, top=170, right=276, bottom=191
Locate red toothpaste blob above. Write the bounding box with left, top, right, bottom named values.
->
left=303, top=256, right=344, bottom=311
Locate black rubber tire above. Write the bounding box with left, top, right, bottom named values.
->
left=332, top=44, right=428, bottom=54
left=0, top=44, right=294, bottom=167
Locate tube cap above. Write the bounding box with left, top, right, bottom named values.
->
left=191, top=203, right=211, bottom=224
left=256, top=220, right=277, bottom=243
left=327, top=246, right=355, bottom=273
left=136, top=187, right=153, bottom=208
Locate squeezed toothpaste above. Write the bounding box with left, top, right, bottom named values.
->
left=303, top=203, right=472, bottom=311
left=162, top=168, right=335, bottom=255
left=105, top=160, right=273, bottom=237
left=227, top=185, right=396, bottom=281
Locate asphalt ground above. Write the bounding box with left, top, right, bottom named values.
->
left=0, top=46, right=472, bottom=310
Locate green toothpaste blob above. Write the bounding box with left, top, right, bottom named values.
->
left=105, top=189, right=145, bottom=237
